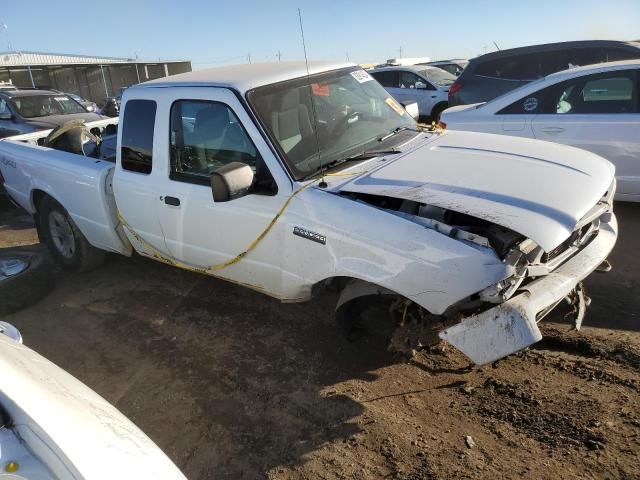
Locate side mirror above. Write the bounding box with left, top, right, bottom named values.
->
left=414, top=81, right=427, bottom=90
left=400, top=100, right=420, bottom=120
left=0, top=112, right=13, bottom=120
left=210, top=162, right=254, bottom=202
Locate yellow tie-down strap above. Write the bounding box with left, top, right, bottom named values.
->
left=116, top=123, right=445, bottom=274
left=116, top=170, right=368, bottom=274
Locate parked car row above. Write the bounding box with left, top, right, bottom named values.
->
left=0, top=89, right=105, bottom=138
left=371, top=40, right=640, bottom=123
left=0, top=86, right=129, bottom=138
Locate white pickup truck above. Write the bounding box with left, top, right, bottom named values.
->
left=0, top=61, right=618, bottom=365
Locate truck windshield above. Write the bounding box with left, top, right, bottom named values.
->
left=10, top=94, right=87, bottom=118
left=247, top=67, right=417, bottom=180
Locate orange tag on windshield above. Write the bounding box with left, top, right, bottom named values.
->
left=385, top=97, right=405, bottom=116
left=312, top=82, right=329, bottom=96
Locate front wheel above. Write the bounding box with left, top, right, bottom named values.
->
left=38, top=197, right=106, bottom=272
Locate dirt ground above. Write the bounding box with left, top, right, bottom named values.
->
left=1, top=196, right=639, bottom=480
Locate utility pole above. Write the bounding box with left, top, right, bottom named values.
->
left=345, top=51, right=350, bottom=61
left=247, top=53, right=252, bottom=64
left=277, top=50, right=281, bottom=61
left=399, top=46, right=403, bottom=58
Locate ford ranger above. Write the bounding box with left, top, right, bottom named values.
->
left=0, top=61, right=618, bottom=365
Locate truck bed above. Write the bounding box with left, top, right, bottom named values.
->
left=0, top=118, right=130, bottom=255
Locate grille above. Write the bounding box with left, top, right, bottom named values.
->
left=541, top=223, right=594, bottom=263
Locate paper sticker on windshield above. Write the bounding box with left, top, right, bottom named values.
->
left=350, top=70, right=373, bottom=83
left=312, top=82, right=329, bottom=96
left=523, top=97, right=538, bottom=112
left=385, top=97, right=405, bottom=116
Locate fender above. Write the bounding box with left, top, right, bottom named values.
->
left=336, top=279, right=396, bottom=310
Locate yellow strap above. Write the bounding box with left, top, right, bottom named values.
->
left=115, top=126, right=448, bottom=275
left=116, top=170, right=366, bottom=274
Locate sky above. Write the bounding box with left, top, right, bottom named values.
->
left=1, top=0, right=639, bottom=68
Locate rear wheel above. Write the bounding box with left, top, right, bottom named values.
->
left=38, top=197, right=106, bottom=272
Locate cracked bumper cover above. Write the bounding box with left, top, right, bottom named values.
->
left=439, top=212, right=618, bottom=365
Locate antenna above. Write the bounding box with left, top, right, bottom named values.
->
left=298, top=8, right=325, bottom=187
left=493, top=41, right=501, bottom=51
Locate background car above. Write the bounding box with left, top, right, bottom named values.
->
left=67, top=92, right=99, bottom=113
left=0, top=89, right=105, bottom=138
left=448, top=40, right=640, bottom=106
left=440, top=60, right=640, bottom=202
left=370, top=65, right=456, bottom=120
left=419, top=59, right=469, bottom=76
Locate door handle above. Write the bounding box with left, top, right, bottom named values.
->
left=164, top=196, right=181, bottom=206
left=541, top=127, right=565, bottom=133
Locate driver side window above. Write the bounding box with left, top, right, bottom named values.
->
left=169, top=100, right=258, bottom=185
left=399, top=71, right=424, bottom=89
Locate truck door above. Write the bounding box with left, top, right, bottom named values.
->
left=113, top=95, right=168, bottom=254
left=150, top=87, right=291, bottom=294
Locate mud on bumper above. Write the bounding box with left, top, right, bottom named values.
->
left=439, top=212, right=618, bottom=365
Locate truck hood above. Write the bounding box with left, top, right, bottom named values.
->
left=337, top=130, right=614, bottom=251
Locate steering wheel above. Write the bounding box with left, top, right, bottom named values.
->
left=328, top=107, right=360, bottom=138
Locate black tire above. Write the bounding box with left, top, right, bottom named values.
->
left=0, top=249, right=53, bottom=316
left=38, top=196, right=106, bottom=272
left=430, top=103, right=448, bottom=123
left=335, top=296, right=395, bottom=348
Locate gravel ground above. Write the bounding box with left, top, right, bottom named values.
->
left=1, top=196, right=639, bottom=479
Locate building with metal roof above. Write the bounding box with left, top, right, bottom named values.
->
left=0, top=51, right=192, bottom=104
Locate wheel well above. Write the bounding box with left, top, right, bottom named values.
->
left=311, top=276, right=402, bottom=310
left=431, top=101, right=448, bottom=116
left=31, top=189, right=48, bottom=212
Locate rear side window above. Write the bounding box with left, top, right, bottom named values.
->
left=602, top=47, right=640, bottom=62
left=121, top=99, right=156, bottom=174
left=551, top=72, right=638, bottom=114
left=371, top=71, right=398, bottom=88
left=499, top=70, right=638, bottom=115
left=474, top=53, right=543, bottom=81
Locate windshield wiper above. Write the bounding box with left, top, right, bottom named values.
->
left=301, top=148, right=401, bottom=181
left=377, top=126, right=410, bottom=142
left=347, top=148, right=402, bottom=161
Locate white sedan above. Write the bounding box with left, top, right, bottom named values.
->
left=440, top=60, right=640, bottom=201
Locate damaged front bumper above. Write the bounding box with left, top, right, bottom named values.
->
left=439, top=212, right=618, bottom=365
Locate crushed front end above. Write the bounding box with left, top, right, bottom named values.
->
left=439, top=185, right=617, bottom=364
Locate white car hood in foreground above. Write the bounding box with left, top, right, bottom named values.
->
left=338, top=131, right=614, bottom=251
left=0, top=333, right=186, bottom=479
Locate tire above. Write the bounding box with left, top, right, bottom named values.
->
left=335, top=296, right=395, bottom=348
left=430, top=103, right=448, bottom=123
left=0, top=249, right=53, bottom=316
left=38, top=196, right=106, bottom=272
